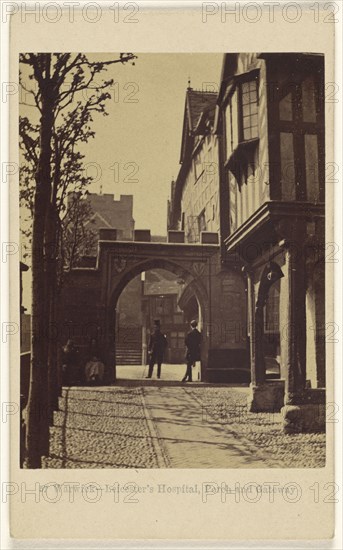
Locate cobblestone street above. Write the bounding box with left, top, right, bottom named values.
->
left=42, top=365, right=325, bottom=469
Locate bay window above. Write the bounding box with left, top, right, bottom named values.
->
left=241, top=80, right=258, bottom=141
left=277, top=72, right=324, bottom=202
left=225, top=73, right=259, bottom=153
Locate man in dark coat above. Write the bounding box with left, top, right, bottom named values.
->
left=182, top=320, right=201, bottom=382
left=146, top=320, right=168, bottom=379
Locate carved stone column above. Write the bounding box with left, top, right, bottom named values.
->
left=283, top=244, right=307, bottom=401
left=254, top=303, right=266, bottom=385
left=280, top=241, right=325, bottom=432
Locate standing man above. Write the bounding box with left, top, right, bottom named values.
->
left=146, top=320, right=168, bottom=379
left=182, top=320, right=201, bottom=382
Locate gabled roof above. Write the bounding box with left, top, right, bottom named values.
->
left=86, top=211, right=112, bottom=229
left=144, top=269, right=181, bottom=296
left=85, top=193, right=134, bottom=230
left=180, top=89, right=218, bottom=164
left=167, top=89, right=219, bottom=229
left=187, top=89, right=217, bottom=131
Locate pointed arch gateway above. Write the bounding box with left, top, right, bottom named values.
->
left=61, top=236, right=221, bottom=383
left=109, top=257, right=208, bottom=312
left=107, top=255, right=210, bottom=381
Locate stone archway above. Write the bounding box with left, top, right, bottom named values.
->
left=109, top=258, right=208, bottom=310
left=107, top=257, right=209, bottom=382
left=59, top=237, right=229, bottom=383
left=90, top=238, right=218, bottom=381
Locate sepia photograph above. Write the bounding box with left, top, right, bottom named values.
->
left=18, top=51, right=327, bottom=471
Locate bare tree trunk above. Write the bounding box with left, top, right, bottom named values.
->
left=56, top=261, right=64, bottom=398
left=38, top=265, right=50, bottom=457
left=47, top=157, right=63, bottom=420
left=48, top=291, right=59, bottom=415
left=26, top=61, right=54, bottom=467
left=47, top=208, right=60, bottom=422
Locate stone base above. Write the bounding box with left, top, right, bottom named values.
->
left=247, top=380, right=285, bottom=412
left=281, top=403, right=326, bottom=433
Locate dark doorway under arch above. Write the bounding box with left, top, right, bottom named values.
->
left=255, top=261, right=284, bottom=384
left=109, top=260, right=206, bottom=382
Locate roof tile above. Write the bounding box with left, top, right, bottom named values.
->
left=187, top=89, right=217, bottom=131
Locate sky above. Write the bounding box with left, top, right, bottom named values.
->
left=78, top=53, right=223, bottom=235
left=21, top=53, right=223, bottom=235
left=20, top=53, right=223, bottom=311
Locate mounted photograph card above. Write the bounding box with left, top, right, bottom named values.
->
left=3, top=0, right=339, bottom=545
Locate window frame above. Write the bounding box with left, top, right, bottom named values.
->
left=238, top=76, right=259, bottom=143
left=272, top=68, right=325, bottom=203
left=223, top=69, right=260, bottom=163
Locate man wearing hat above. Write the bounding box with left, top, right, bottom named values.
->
left=146, top=320, right=168, bottom=379
left=182, top=320, right=201, bottom=382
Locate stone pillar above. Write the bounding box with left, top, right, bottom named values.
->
left=281, top=244, right=325, bottom=432
left=246, top=266, right=285, bottom=413
left=254, top=304, right=266, bottom=385
left=283, top=244, right=306, bottom=401
left=314, top=262, right=326, bottom=388
left=305, top=272, right=317, bottom=387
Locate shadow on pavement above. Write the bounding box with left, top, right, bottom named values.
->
left=114, top=379, right=249, bottom=388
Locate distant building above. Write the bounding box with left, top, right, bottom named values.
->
left=167, top=89, right=221, bottom=242
left=64, top=192, right=135, bottom=267
left=85, top=193, right=135, bottom=241
left=63, top=192, right=139, bottom=360
left=143, top=270, right=188, bottom=364
left=167, top=87, right=248, bottom=381
left=67, top=194, right=188, bottom=366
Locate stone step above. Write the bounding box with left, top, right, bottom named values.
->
left=116, top=342, right=142, bottom=349
left=117, top=344, right=142, bottom=348
left=116, top=359, right=142, bottom=365
left=116, top=356, right=142, bottom=361
left=116, top=354, right=141, bottom=358
left=116, top=348, right=142, bottom=355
